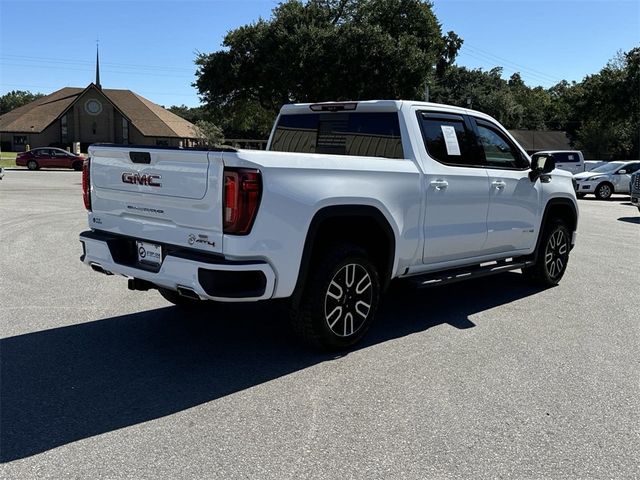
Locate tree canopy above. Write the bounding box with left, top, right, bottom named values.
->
left=195, top=0, right=461, bottom=137
left=0, top=90, right=44, bottom=115
left=193, top=0, right=638, bottom=159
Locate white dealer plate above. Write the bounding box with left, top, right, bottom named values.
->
left=136, top=240, right=162, bottom=267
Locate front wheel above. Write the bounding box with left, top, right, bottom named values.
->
left=27, top=160, right=38, bottom=170
left=522, top=219, right=571, bottom=286
left=290, top=244, right=380, bottom=350
left=595, top=182, right=613, bottom=200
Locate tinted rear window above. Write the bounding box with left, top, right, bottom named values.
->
left=270, top=112, right=404, bottom=159
left=418, top=115, right=477, bottom=167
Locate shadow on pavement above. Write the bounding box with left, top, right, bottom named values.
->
left=1, top=272, right=540, bottom=462
left=617, top=216, right=640, bottom=224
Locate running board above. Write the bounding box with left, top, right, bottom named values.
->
left=407, top=258, right=535, bottom=289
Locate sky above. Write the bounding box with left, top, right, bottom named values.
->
left=0, top=0, right=638, bottom=108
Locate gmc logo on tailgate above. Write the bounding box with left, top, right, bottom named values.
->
left=122, top=172, right=162, bottom=187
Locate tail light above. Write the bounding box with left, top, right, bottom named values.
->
left=82, top=157, right=91, bottom=211
left=223, top=168, right=262, bottom=235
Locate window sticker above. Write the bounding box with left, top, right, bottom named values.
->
left=441, top=125, right=461, bottom=156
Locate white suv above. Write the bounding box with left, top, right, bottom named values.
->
left=532, top=150, right=584, bottom=175
left=573, top=161, right=640, bottom=199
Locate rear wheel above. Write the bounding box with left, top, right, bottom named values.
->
left=595, top=182, right=613, bottom=200
left=27, top=160, right=38, bottom=170
left=72, top=161, right=83, bottom=171
left=522, top=219, right=571, bottom=286
left=290, top=244, right=380, bottom=350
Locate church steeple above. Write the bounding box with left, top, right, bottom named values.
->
left=95, top=42, right=102, bottom=89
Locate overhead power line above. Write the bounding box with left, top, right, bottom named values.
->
left=457, top=43, right=565, bottom=85
left=0, top=54, right=196, bottom=73
left=0, top=61, right=195, bottom=79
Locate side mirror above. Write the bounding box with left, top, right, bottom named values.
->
left=529, top=155, right=555, bottom=182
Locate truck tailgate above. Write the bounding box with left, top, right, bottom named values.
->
left=88, top=146, right=224, bottom=254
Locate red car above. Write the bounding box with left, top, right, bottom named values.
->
left=16, top=147, right=85, bottom=171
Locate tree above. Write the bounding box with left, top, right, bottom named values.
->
left=195, top=0, right=461, bottom=138
left=571, top=48, right=640, bottom=159
left=0, top=90, right=44, bottom=115
left=167, top=105, right=206, bottom=124
left=194, top=120, right=224, bottom=146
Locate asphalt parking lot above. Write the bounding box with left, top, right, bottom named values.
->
left=1, top=170, right=638, bottom=479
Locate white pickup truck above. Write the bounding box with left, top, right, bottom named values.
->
left=80, top=100, right=578, bottom=349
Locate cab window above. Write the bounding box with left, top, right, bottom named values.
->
left=417, top=113, right=478, bottom=167
left=270, top=112, right=404, bottom=159
left=475, top=121, right=529, bottom=169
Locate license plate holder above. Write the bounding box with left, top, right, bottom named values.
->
left=136, top=240, right=162, bottom=267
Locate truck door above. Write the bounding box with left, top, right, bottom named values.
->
left=417, top=112, right=491, bottom=264
left=472, top=118, right=540, bottom=254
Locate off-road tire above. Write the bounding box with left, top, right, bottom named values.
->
left=290, top=244, right=380, bottom=351
left=522, top=219, right=571, bottom=287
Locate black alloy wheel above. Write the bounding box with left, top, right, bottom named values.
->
left=291, top=244, right=380, bottom=350
left=522, top=219, right=571, bottom=286
left=543, top=227, right=570, bottom=281
left=324, top=263, right=373, bottom=338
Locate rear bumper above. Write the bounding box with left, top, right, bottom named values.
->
left=79, top=230, right=276, bottom=302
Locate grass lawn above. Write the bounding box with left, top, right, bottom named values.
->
left=0, top=152, right=18, bottom=168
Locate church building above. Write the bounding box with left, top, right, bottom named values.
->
left=0, top=50, right=199, bottom=152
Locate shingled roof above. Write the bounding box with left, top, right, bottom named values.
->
left=0, top=87, right=83, bottom=133
left=509, top=130, right=571, bottom=152
left=0, top=84, right=198, bottom=138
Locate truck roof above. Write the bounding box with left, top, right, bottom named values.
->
left=279, top=100, right=495, bottom=121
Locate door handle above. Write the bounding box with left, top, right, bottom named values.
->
left=430, top=179, right=449, bottom=190
left=491, top=180, right=506, bottom=190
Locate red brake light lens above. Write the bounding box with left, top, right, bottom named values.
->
left=82, top=157, right=91, bottom=211
left=223, top=168, right=262, bottom=235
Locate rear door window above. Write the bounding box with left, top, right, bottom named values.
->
left=270, top=112, right=404, bottom=159
left=417, top=113, right=478, bottom=167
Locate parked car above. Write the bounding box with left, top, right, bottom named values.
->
left=630, top=171, right=640, bottom=212
left=573, top=161, right=640, bottom=199
left=16, top=148, right=85, bottom=171
left=584, top=160, right=607, bottom=171
left=531, top=150, right=584, bottom=174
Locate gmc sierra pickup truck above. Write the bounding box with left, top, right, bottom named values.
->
left=80, top=100, right=578, bottom=349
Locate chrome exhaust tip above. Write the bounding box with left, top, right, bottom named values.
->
left=177, top=286, right=200, bottom=300
left=90, top=262, right=113, bottom=275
